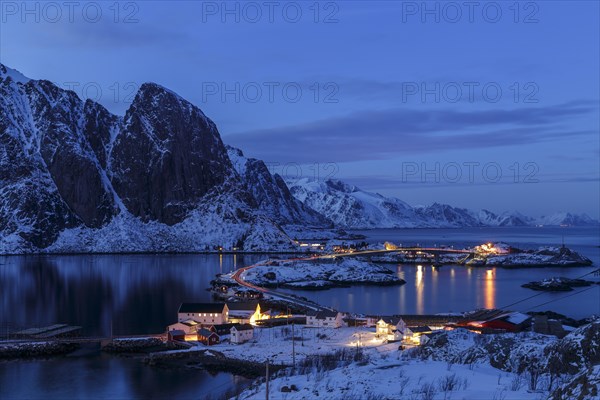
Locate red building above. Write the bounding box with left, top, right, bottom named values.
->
left=197, top=328, right=220, bottom=346
left=479, top=312, right=532, bottom=332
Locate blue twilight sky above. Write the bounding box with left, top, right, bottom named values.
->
left=0, top=1, right=598, bottom=218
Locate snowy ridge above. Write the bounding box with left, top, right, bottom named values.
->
left=226, top=146, right=330, bottom=227
left=535, top=212, right=598, bottom=227
left=285, top=178, right=598, bottom=229
left=0, top=65, right=31, bottom=84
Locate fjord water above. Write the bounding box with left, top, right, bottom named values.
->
left=1, top=228, right=597, bottom=336
left=287, top=226, right=600, bottom=319
left=0, top=227, right=598, bottom=399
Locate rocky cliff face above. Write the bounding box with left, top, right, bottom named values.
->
left=110, top=83, right=233, bottom=225
left=227, top=146, right=330, bottom=227
left=0, top=67, right=112, bottom=248
left=0, top=65, right=323, bottom=253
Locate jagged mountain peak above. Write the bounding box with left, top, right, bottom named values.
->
left=0, top=63, right=31, bottom=84
left=226, top=146, right=330, bottom=227
left=325, top=179, right=359, bottom=194
left=0, top=67, right=330, bottom=253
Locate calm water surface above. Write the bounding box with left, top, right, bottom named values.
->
left=0, top=227, right=598, bottom=399
left=283, top=227, right=600, bottom=319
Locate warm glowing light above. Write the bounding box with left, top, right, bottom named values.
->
left=416, top=265, right=424, bottom=314
left=485, top=268, right=495, bottom=309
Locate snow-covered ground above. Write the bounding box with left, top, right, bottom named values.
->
left=239, top=358, right=541, bottom=400
left=230, top=322, right=600, bottom=400
left=240, top=258, right=404, bottom=288
left=210, top=326, right=382, bottom=364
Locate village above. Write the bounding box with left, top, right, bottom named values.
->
left=164, top=300, right=574, bottom=355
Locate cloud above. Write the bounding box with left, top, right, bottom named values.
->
left=225, top=101, right=597, bottom=163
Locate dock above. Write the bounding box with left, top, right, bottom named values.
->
left=13, top=324, right=82, bottom=339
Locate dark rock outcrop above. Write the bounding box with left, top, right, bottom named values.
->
left=227, top=146, right=330, bottom=226
left=110, top=83, right=234, bottom=225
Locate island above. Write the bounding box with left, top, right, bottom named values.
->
left=367, top=243, right=593, bottom=268
left=212, top=257, right=405, bottom=293
left=522, top=277, right=598, bottom=292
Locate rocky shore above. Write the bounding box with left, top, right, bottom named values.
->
left=143, top=348, right=283, bottom=378
left=101, top=337, right=169, bottom=354
left=0, top=341, right=80, bottom=360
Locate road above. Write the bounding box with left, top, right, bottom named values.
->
left=230, top=247, right=473, bottom=311
left=231, top=261, right=330, bottom=311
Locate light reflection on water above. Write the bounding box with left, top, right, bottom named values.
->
left=0, top=226, right=597, bottom=399
left=0, top=227, right=598, bottom=335
left=416, top=264, right=424, bottom=314
left=485, top=269, right=496, bottom=310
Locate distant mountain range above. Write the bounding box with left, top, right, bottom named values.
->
left=285, top=178, right=598, bottom=229
left=0, top=65, right=596, bottom=254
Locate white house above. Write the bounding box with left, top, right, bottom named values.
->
left=178, top=303, right=229, bottom=325
left=167, top=319, right=199, bottom=334
left=230, top=324, right=254, bottom=344
left=403, top=326, right=433, bottom=345
left=376, top=317, right=407, bottom=338
left=306, top=310, right=343, bottom=328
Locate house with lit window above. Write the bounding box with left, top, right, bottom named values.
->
left=167, top=319, right=200, bottom=334
left=403, top=326, right=433, bottom=345
left=177, top=303, right=229, bottom=325
left=376, top=317, right=407, bottom=337
left=197, top=328, right=220, bottom=346
left=376, top=317, right=408, bottom=342
left=306, top=310, right=343, bottom=328
left=230, top=324, right=254, bottom=344
left=227, top=302, right=268, bottom=325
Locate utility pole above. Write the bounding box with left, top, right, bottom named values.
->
left=292, top=322, right=296, bottom=370
left=265, top=358, right=270, bottom=400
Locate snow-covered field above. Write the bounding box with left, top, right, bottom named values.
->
left=211, top=326, right=381, bottom=364
left=229, top=322, right=600, bottom=400
left=239, top=358, right=541, bottom=400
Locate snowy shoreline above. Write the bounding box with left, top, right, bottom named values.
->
left=239, top=258, right=405, bottom=290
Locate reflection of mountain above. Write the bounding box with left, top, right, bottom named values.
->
left=0, top=254, right=264, bottom=335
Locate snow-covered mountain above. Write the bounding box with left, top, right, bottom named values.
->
left=285, top=178, right=597, bottom=229
left=535, top=212, right=598, bottom=227
left=0, top=64, right=327, bottom=253
left=287, top=178, right=420, bottom=228
left=226, top=146, right=330, bottom=227
left=1, top=64, right=596, bottom=254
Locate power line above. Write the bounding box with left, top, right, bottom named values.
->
left=498, top=267, right=600, bottom=310
left=526, top=285, right=599, bottom=311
